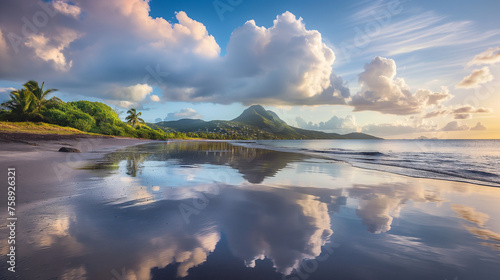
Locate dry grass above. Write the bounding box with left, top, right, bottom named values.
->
left=0, top=121, right=92, bottom=135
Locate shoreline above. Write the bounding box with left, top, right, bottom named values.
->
left=230, top=140, right=500, bottom=188
left=1, top=136, right=498, bottom=211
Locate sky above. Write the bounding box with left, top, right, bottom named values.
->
left=0, top=0, right=499, bottom=139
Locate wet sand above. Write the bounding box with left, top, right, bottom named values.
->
left=0, top=136, right=158, bottom=204
left=1, top=141, right=499, bottom=280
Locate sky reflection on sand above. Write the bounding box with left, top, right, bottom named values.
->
left=1, top=141, right=500, bottom=280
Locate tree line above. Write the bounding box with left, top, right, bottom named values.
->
left=0, top=80, right=256, bottom=140
left=0, top=80, right=166, bottom=139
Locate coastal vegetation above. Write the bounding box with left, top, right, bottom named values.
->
left=0, top=80, right=167, bottom=139
left=1, top=80, right=379, bottom=140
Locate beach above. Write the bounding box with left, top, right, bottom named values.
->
left=1, top=139, right=500, bottom=279
left=0, top=135, right=157, bottom=204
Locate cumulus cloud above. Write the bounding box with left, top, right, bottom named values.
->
left=456, top=67, right=493, bottom=89
left=296, top=115, right=357, bottom=133
left=351, top=57, right=451, bottom=115
left=106, top=84, right=154, bottom=108
left=24, top=28, right=81, bottom=71
left=164, top=108, right=203, bottom=121
left=441, top=121, right=469, bottom=131
left=470, top=122, right=487, bottom=131
left=0, top=0, right=219, bottom=91
left=0, top=2, right=349, bottom=107
left=215, top=12, right=349, bottom=105
left=468, top=47, right=500, bottom=66
left=150, top=95, right=160, bottom=102
left=109, top=84, right=153, bottom=102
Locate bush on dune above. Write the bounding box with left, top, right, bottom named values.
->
left=41, top=101, right=167, bottom=139
left=0, top=80, right=169, bottom=140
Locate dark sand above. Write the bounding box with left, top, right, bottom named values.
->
left=0, top=134, right=158, bottom=204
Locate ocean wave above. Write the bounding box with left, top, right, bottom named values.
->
left=230, top=140, right=500, bottom=188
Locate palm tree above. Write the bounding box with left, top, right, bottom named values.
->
left=23, top=80, right=61, bottom=111
left=1, top=80, right=61, bottom=121
left=126, top=108, right=145, bottom=127
left=0, top=89, right=39, bottom=121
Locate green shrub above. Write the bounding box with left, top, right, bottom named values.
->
left=73, top=119, right=93, bottom=132
left=36, top=100, right=165, bottom=139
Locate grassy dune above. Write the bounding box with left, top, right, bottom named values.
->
left=0, top=121, right=95, bottom=135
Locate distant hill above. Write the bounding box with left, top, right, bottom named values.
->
left=152, top=105, right=381, bottom=140
left=415, top=136, right=438, bottom=140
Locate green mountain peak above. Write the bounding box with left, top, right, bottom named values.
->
left=153, top=105, right=381, bottom=140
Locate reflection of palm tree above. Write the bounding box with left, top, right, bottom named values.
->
left=87, top=142, right=306, bottom=183
left=126, top=154, right=146, bottom=177
left=126, top=108, right=145, bottom=127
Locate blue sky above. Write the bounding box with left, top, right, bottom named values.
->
left=0, top=0, right=499, bottom=138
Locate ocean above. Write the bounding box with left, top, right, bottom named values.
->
left=233, top=139, right=500, bottom=187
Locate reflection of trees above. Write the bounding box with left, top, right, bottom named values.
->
left=90, top=141, right=308, bottom=183
left=125, top=153, right=146, bottom=177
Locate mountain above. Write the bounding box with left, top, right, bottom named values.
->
left=152, top=105, right=381, bottom=140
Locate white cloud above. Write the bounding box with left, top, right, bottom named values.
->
left=164, top=108, right=203, bottom=121
left=423, top=105, right=492, bottom=119
left=351, top=56, right=451, bottom=115
left=0, top=0, right=220, bottom=98
left=422, top=106, right=449, bottom=119
left=24, top=28, right=81, bottom=71
left=52, top=0, right=81, bottom=19
left=150, top=95, right=160, bottom=102
left=0, top=4, right=349, bottom=107
left=0, top=87, right=15, bottom=102
left=216, top=12, right=349, bottom=105
left=0, top=87, right=16, bottom=93
left=470, top=122, right=487, bottom=131
left=341, top=9, right=500, bottom=60
left=456, top=67, right=493, bottom=89
left=468, top=47, right=500, bottom=66
left=296, top=115, right=357, bottom=133
left=107, top=84, right=154, bottom=108
left=452, top=106, right=492, bottom=119
left=441, top=121, right=469, bottom=131
left=109, top=84, right=153, bottom=102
